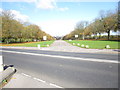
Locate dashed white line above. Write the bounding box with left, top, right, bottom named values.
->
left=49, top=83, right=63, bottom=88
left=21, top=73, right=63, bottom=88
left=21, top=73, right=31, bottom=78
left=33, top=77, right=46, bottom=83
left=1, top=50, right=119, bottom=64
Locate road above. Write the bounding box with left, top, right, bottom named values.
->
left=1, top=48, right=119, bottom=88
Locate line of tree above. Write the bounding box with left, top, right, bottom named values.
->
left=0, top=10, right=55, bottom=44
left=63, top=9, right=119, bottom=40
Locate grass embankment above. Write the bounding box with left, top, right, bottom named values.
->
left=0, top=41, right=54, bottom=47
left=65, top=40, right=120, bottom=49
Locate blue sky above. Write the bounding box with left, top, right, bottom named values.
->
left=1, top=1, right=118, bottom=36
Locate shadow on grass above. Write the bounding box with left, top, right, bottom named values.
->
left=98, top=40, right=120, bottom=42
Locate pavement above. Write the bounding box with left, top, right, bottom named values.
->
left=0, top=40, right=119, bottom=88
left=4, top=72, right=58, bottom=88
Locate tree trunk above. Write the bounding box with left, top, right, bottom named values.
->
left=20, top=38, right=22, bottom=42
left=6, top=38, right=9, bottom=44
left=95, top=33, right=97, bottom=40
left=99, top=33, right=101, bottom=39
left=82, top=32, right=85, bottom=40
left=107, top=30, right=110, bottom=40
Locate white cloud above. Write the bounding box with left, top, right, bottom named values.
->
left=34, top=0, right=69, bottom=11
left=2, top=0, right=118, bottom=2
left=35, top=0, right=56, bottom=9
left=10, top=10, right=29, bottom=22
left=0, top=8, right=2, bottom=12
left=2, top=0, right=35, bottom=2
left=35, top=20, right=78, bottom=36
left=58, top=7, right=69, bottom=11
left=0, top=8, right=29, bottom=22
left=2, top=0, right=69, bottom=11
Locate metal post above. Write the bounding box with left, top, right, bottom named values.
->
left=0, top=56, right=3, bottom=72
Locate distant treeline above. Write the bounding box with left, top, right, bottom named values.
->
left=63, top=9, right=119, bottom=40
left=0, top=10, right=55, bottom=44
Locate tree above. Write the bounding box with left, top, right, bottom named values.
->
left=75, top=21, right=89, bottom=40
left=99, top=10, right=118, bottom=40
left=1, top=10, right=15, bottom=43
left=88, top=19, right=104, bottom=39
left=1, top=10, right=54, bottom=43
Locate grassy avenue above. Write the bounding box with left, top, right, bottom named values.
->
left=0, top=40, right=119, bottom=49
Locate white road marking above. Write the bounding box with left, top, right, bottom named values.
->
left=49, top=83, right=63, bottom=88
left=21, top=73, right=31, bottom=78
left=21, top=73, right=63, bottom=88
left=1, top=50, right=119, bottom=64
left=33, top=77, right=46, bottom=83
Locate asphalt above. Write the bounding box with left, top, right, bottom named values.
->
left=2, top=48, right=119, bottom=61
left=2, top=51, right=118, bottom=88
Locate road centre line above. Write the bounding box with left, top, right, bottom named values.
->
left=49, top=83, right=63, bottom=88
left=1, top=50, right=119, bottom=64
left=21, top=73, right=31, bottom=78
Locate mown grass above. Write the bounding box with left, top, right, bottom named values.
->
left=0, top=41, right=54, bottom=47
left=65, top=40, right=120, bottom=49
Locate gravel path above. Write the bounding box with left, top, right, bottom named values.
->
left=45, top=40, right=119, bottom=54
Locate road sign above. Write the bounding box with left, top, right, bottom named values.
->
left=75, top=35, right=78, bottom=38
left=43, top=36, right=47, bottom=41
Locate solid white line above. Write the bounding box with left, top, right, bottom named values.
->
left=49, top=83, right=63, bottom=88
left=33, top=77, right=46, bottom=83
left=21, top=73, right=31, bottom=77
left=1, top=50, right=119, bottom=64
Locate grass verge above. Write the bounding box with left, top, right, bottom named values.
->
left=65, top=40, right=120, bottom=49
left=0, top=41, right=54, bottom=47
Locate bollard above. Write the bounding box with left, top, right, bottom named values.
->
left=77, top=43, right=80, bottom=46
left=47, top=44, right=49, bottom=47
left=73, top=43, right=75, bottom=45
left=105, top=45, right=110, bottom=49
left=0, top=56, right=3, bottom=72
left=81, top=44, right=84, bottom=47
left=37, top=44, right=41, bottom=49
left=85, top=45, right=89, bottom=48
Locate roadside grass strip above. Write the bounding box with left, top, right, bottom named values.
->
left=1, top=50, right=119, bottom=64
left=0, top=41, right=54, bottom=47
left=65, top=40, right=120, bottom=49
